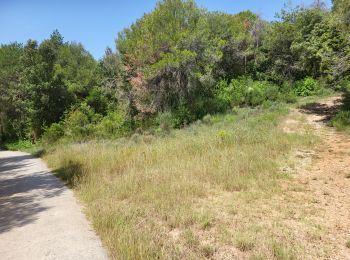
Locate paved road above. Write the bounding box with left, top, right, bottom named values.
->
left=0, top=150, right=108, bottom=260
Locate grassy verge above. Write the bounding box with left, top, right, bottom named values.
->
left=329, top=91, right=350, bottom=133
left=2, top=140, right=44, bottom=156
left=44, top=105, right=318, bottom=259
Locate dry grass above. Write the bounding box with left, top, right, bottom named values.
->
left=44, top=106, right=319, bottom=259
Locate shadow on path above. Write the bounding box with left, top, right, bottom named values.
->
left=0, top=153, right=64, bottom=234
left=299, top=97, right=343, bottom=123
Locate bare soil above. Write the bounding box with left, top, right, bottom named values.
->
left=283, top=96, right=350, bottom=259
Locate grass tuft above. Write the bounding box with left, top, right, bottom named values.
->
left=235, top=234, right=255, bottom=252
left=272, top=241, right=296, bottom=260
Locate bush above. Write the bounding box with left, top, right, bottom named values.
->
left=334, top=80, right=350, bottom=92
left=64, top=103, right=100, bottom=141
left=247, top=81, right=279, bottom=106
left=86, top=87, right=108, bottom=115
left=96, top=111, right=128, bottom=138
left=42, top=123, right=64, bottom=144
left=230, top=78, right=250, bottom=106
left=4, top=140, right=34, bottom=151
left=295, top=77, right=320, bottom=96
left=202, top=114, right=213, bottom=125
left=215, top=77, right=281, bottom=108
left=173, top=100, right=195, bottom=127
left=214, top=80, right=233, bottom=110
left=156, top=112, right=177, bottom=132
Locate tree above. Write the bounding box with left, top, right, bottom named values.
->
left=117, top=0, right=208, bottom=119
left=0, top=43, right=27, bottom=141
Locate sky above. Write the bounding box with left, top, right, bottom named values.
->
left=0, top=0, right=333, bottom=60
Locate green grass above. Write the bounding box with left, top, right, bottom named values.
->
left=44, top=105, right=317, bottom=259
left=2, top=140, right=44, bottom=156
left=293, top=90, right=337, bottom=108
left=272, top=241, right=296, bottom=260
left=330, top=91, right=350, bottom=133
left=235, top=234, right=255, bottom=252
left=3, top=140, right=34, bottom=150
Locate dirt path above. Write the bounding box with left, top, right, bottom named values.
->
left=0, top=150, right=108, bottom=260
left=284, top=96, right=350, bottom=259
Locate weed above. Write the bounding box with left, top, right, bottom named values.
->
left=272, top=241, right=296, bottom=260
left=200, top=245, right=215, bottom=257
left=183, top=230, right=199, bottom=249
left=235, top=234, right=255, bottom=252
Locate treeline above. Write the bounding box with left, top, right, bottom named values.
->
left=1, top=0, right=349, bottom=144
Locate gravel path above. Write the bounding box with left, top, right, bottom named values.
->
left=0, top=150, right=108, bottom=260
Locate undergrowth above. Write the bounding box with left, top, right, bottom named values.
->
left=330, top=91, right=350, bottom=132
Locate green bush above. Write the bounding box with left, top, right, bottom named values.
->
left=173, top=100, right=195, bottom=127
left=42, top=123, right=64, bottom=144
left=247, top=81, right=279, bottom=106
left=64, top=103, right=100, bottom=140
left=4, top=140, right=34, bottom=151
left=86, top=87, right=108, bottom=115
left=230, top=78, right=250, bottom=106
left=96, top=111, right=128, bottom=138
left=295, top=77, right=320, bottom=96
left=215, top=77, right=281, bottom=108
left=156, top=112, right=177, bottom=132
left=202, top=114, right=213, bottom=125
left=214, top=80, right=233, bottom=110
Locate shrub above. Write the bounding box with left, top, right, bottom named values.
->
left=215, top=78, right=281, bottom=108
left=173, top=100, right=195, bottom=127
left=230, top=78, right=249, bottom=106
left=295, top=77, right=320, bottom=96
left=85, top=87, right=108, bottom=115
left=42, top=123, right=64, bottom=144
left=4, top=140, right=34, bottom=151
left=202, top=114, right=212, bottom=125
left=280, top=92, right=297, bottom=103
left=247, top=85, right=263, bottom=106
left=334, top=80, right=350, bottom=92
left=214, top=80, right=232, bottom=110
left=64, top=103, right=100, bottom=141
left=156, top=112, right=177, bottom=132
left=96, top=110, right=128, bottom=138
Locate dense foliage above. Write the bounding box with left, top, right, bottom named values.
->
left=1, top=0, right=349, bottom=145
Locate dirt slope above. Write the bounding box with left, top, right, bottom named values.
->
left=0, top=150, right=108, bottom=260
left=284, top=96, right=350, bottom=259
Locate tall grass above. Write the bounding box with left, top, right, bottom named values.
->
left=44, top=106, right=316, bottom=259
left=330, top=91, right=350, bottom=132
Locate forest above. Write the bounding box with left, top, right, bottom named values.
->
left=0, top=0, right=349, bottom=146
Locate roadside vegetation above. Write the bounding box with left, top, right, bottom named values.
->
left=330, top=89, right=350, bottom=132
left=44, top=106, right=319, bottom=259
left=1, top=0, right=350, bottom=259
